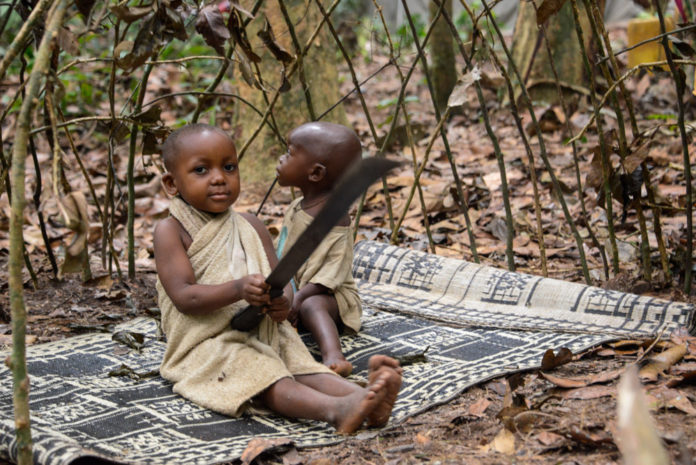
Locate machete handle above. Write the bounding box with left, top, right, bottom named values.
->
left=230, top=287, right=283, bottom=331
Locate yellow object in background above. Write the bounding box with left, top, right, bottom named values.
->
left=626, top=15, right=674, bottom=70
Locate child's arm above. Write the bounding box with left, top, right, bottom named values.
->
left=154, top=217, right=271, bottom=315
left=240, top=213, right=292, bottom=322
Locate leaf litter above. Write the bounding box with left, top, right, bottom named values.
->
left=2, top=20, right=696, bottom=465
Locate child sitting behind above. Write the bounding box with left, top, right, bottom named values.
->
left=153, top=123, right=401, bottom=433
left=275, top=121, right=365, bottom=377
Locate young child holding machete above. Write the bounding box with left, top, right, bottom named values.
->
left=153, top=123, right=401, bottom=432
left=275, top=121, right=373, bottom=378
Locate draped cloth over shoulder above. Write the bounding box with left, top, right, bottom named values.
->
left=156, top=198, right=333, bottom=416
left=280, top=198, right=362, bottom=333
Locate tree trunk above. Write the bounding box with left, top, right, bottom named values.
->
left=509, top=0, right=602, bottom=105
left=428, top=0, right=456, bottom=113
left=235, top=0, right=348, bottom=182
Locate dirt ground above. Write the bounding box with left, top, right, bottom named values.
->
left=1, top=250, right=696, bottom=465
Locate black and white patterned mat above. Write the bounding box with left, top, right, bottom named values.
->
left=1, top=241, right=693, bottom=465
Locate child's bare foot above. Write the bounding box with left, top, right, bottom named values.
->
left=326, top=358, right=353, bottom=377
left=368, top=354, right=402, bottom=374
left=334, top=370, right=389, bottom=434
left=366, top=355, right=402, bottom=427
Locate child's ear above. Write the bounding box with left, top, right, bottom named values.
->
left=161, top=173, right=178, bottom=196
left=308, top=163, right=326, bottom=183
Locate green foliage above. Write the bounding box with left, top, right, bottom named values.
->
left=353, top=15, right=380, bottom=63
left=376, top=95, right=419, bottom=129
left=647, top=113, right=677, bottom=121
left=395, top=12, right=426, bottom=50
left=377, top=95, right=419, bottom=110
left=455, top=3, right=500, bottom=45
left=0, top=7, right=34, bottom=77
left=455, top=5, right=475, bottom=41
left=160, top=34, right=211, bottom=60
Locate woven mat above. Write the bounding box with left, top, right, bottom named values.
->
left=1, top=240, right=693, bottom=465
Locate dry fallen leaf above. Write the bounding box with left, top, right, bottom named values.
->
left=567, top=426, right=614, bottom=446
left=540, top=371, right=587, bottom=388
left=541, top=347, right=573, bottom=370
left=639, top=344, right=688, bottom=382
left=587, top=368, right=626, bottom=385
left=241, top=437, right=294, bottom=465
left=540, top=368, right=625, bottom=389
left=58, top=191, right=92, bottom=281
left=84, top=274, right=115, bottom=290
left=666, top=364, right=696, bottom=387
left=649, top=385, right=696, bottom=415
left=467, top=397, right=491, bottom=417
left=536, top=431, right=564, bottom=446
left=557, top=384, right=615, bottom=400
left=415, top=431, right=431, bottom=445
left=281, top=447, right=302, bottom=465
left=480, top=428, right=516, bottom=455
left=0, top=334, right=37, bottom=346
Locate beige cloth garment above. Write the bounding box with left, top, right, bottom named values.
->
left=157, top=197, right=333, bottom=416
left=279, top=198, right=362, bottom=333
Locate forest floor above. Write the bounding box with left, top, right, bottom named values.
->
left=1, top=255, right=696, bottom=465
left=3, top=21, right=696, bottom=465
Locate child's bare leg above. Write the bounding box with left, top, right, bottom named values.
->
left=366, top=355, right=403, bottom=427
left=295, top=372, right=360, bottom=396
left=299, top=295, right=352, bottom=377
left=259, top=373, right=389, bottom=433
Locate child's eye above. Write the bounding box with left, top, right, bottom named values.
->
left=194, top=166, right=207, bottom=174
left=224, top=163, right=237, bottom=172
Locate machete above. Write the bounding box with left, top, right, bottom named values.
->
left=231, top=156, right=400, bottom=331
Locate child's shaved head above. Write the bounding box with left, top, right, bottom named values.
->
left=288, top=122, right=362, bottom=184
left=161, top=123, right=231, bottom=171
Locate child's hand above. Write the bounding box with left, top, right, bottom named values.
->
left=287, top=295, right=303, bottom=327
left=287, top=307, right=298, bottom=327
left=238, top=274, right=270, bottom=307
left=265, top=294, right=290, bottom=323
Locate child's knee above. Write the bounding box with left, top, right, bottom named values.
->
left=299, top=296, right=342, bottom=329
left=298, top=296, right=328, bottom=319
